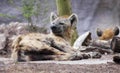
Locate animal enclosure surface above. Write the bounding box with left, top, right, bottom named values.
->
left=0, top=55, right=119, bottom=73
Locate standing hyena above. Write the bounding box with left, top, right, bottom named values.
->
left=11, top=12, right=99, bottom=62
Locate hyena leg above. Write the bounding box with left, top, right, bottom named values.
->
left=11, top=49, right=30, bottom=62
left=80, top=52, right=102, bottom=59
left=28, top=54, right=71, bottom=61
left=11, top=49, right=19, bottom=62
left=55, top=53, right=74, bottom=61
left=67, top=51, right=102, bottom=60
left=45, top=46, right=67, bottom=55
left=17, top=50, right=30, bottom=62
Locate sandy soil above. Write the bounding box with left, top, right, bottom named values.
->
left=0, top=55, right=120, bottom=73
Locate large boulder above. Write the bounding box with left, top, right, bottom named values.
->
left=0, top=22, right=47, bottom=57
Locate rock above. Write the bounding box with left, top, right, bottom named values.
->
left=90, top=40, right=111, bottom=49
left=0, top=34, right=7, bottom=50
left=111, top=36, right=120, bottom=53
left=73, top=31, right=91, bottom=50
left=0, top=22, right=48, bottom=57
left=0, top=22, right=28, bottom=57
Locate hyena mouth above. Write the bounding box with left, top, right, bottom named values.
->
left=53, top=31, right=63, bottom=37
left=52, top=30, right=62, bottom=34
left=51, top=26, right=63, bottom=36
left=51, top=25, right=63, bottom=31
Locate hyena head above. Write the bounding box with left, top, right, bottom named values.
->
left=50, top=12, right=78, bottom=41
left=96, top=26, right=119, bottom=40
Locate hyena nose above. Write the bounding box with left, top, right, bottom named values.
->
left=51, top=26, right=57, bottom=31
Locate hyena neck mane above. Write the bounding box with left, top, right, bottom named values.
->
left=50, top=12, right=78, bottom=44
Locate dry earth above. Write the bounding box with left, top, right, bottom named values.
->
left=0, top=55, right=120, bottom=73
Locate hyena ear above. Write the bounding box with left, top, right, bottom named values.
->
left=50, top=12, right=58, bottom=24
left=68, top=13, right=78, bottom=27
left=96, top=28, right=103, bottom=37
left=114, top=26, right=119, bottom=35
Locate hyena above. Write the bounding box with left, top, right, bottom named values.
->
left=96, top=27, right=120, bottom=64
left=96, top=27, right=119, bottom=40
left=11, top=12, right=100, bottom=62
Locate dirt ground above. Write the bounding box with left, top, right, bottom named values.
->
left=0, top=55, right=120, bottom=73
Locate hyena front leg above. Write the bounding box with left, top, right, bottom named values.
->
left=80, top=52, right=102, bottom=59
left=42, top=45, right=67, bottom=55
left=67, top=51, right=102, bottom=60
left=30, top=54, right=71, bottom=61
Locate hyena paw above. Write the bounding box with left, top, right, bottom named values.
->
left=91, top=52, right=102, bottom=58
left=81, top=52, right=102, bottom=59
left=69, top=52, right=83, bottom=60
left=81, top=54, right=91, bottom=59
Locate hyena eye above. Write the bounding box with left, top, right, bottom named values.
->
left=59, top=22, right=64, bottom=25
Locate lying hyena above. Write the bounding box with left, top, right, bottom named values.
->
left=11, top=12, right=100, bottom=62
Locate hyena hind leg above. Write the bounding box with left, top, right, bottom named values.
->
left=11, top=49, right=19, bottom=62
left=11, top=49, right=31, bottom=62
